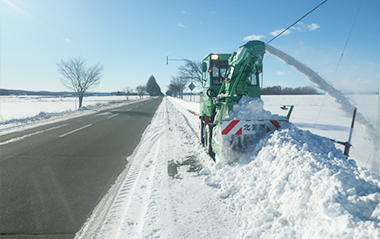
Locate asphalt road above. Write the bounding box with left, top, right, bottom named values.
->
left=0, top=97, right=162, bottom=238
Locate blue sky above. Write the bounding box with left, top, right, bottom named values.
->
left=1, top=0, right=379, bottom=93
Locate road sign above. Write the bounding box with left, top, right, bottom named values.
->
left=188, top=83, right=195, bottom=91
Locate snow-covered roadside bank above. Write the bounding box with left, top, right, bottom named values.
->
left=261, top=94, right=379, bottom=171
left=0, top=95, right=139, bottom=122
left=76, top=97, right=237, bottom=238
left=0, top=96, right=148, bottom=136
left=77, top=96, right=380, bottom=238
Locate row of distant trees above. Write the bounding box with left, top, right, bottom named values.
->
left=261, top=85, right=318, bottom=95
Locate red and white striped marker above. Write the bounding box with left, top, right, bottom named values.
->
left=221, top=120, right=287, bottom=135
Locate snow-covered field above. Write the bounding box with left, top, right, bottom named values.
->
left=1, top=94, right=380, bottom=238
left=0, top=95, right=139, bottom=122
left=0, top=95, right=143, bottom=133
left=261, top=94, right=380, bottom=171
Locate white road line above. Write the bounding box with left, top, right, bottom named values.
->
left=58, top=124, right=92, bottom=138
left=91, top=112, right=111, bottom=118
left=0, top=124, right=67, bottom=146
left=97, top=112, right=112, bottom=116
left=108, top=114, right=119, bottom=119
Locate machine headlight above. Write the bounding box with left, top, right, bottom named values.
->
left=211, top=54, right=219, bottom=60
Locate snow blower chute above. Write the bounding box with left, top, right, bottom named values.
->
left=199, top=41, right=292, bottom=160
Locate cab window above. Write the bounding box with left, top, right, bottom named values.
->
left=248, top=73, right=258, bottom=86
left=211, top=61, right=228, bottom=85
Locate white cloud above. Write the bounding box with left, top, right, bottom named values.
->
left=269, top=23, right=320, bottom=38
left=290, top=27, right=301, bottom=32
left=307, top=23, right=320, bottom=31
left=276, top=71, right=286, bottom=76
left=270, top=29, right=292, bottom=37
left=243, top=35, right=265, bottom=41
left=291, top=22, right=306, bottom=32
left=178, top=23, right=186, bottom=28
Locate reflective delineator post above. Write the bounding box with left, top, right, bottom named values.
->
left=344, top=107, right=357, bottom=158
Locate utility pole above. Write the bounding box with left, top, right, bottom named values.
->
left=166, top=56, right=186, bottom=65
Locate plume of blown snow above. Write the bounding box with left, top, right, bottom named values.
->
left=265, top=44, right=379, bottom=151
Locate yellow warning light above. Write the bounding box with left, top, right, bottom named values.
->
left=208, top=68, right=212, bottom=72
left=257, top=68, right=262, bottom=73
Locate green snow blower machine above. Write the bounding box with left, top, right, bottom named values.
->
left=199, top=40, right=293, bottom=161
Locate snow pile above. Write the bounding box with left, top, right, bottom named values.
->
left=0, top=111, right=77, bottom=126
left=204, top=122, right=380, bottom=238
left=225, top=96, right=287, bottom=120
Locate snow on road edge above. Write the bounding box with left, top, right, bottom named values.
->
left=75, top=97, right=237, bottom=238
left=0, top=98, right=150, bottom=136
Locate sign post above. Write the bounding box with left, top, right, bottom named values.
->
left=188, top=82, right=195, bottom=101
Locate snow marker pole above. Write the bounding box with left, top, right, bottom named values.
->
left=344, top=107, right=357, bottom=158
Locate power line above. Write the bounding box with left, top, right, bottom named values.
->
left=267, top=0, right=329, bottom=44
left=332, top=0, right=363, bottom=80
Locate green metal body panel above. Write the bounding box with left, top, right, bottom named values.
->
left=200, top=41, right=266, bottom=122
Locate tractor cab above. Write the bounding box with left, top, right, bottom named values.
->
left=200, top=53, right=231, bottom=116
left=202, top=54, right=231, bottom=87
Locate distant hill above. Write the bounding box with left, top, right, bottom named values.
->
left=0, top=89, right=124, bottom=96
left=0, top=89, right=74, bottom=96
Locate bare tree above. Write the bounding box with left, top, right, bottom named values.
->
left=124, top=87, right=133, bottom=95
left=178, top=59, right=202, bottom=84
left=57, top=57, right=104, bottom=108
left=167, top=76, right=188, bottom=98
left=136, top=85, right=146, bottom=98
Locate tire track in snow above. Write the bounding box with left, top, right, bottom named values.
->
left=76, top=98, right=238, bottom=238
left=164, top=98, right=238, bottom=238
left=75, top=101, right=166, bottom=239
left=168, top=97, right=200, bottom=138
